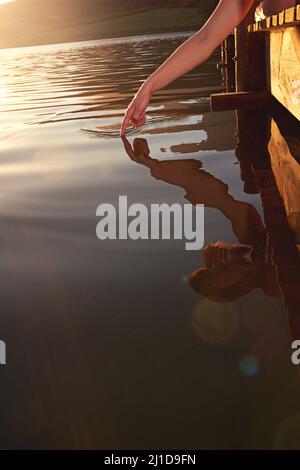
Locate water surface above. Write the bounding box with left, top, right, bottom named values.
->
left=0, top=33, right=299, bottom=450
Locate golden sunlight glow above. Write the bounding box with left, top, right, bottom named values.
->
left=0, top=82, right=7, bottom=104
left=0, top=0, right=14, bottom=4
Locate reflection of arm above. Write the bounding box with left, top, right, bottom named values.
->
left=122, top=137, right=266, bottom=247
left=146, top=0, right=254, bottom=94
left=225, top=201, right=266, bottom=247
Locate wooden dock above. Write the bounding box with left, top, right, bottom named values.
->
left=212, top=1, right=300, bottom=122
left=211, top=2, right=300, bottom=345
left=248, top=3, right=300, bottom=122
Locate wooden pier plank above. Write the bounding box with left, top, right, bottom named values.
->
left=266, top=17, right=272, bottom=29
left=249, top=5, right=300, bottom=30
left=278, top=11, right=285, bottom=25
left=272, top=14, right=279, bottom=27
left=210, top=91, right=272, bottom=112
left=266, top=27, right=300, bottom=122
left=225, top=3, right=300, bottom=121
left=285, top=7, right=296, bottom=23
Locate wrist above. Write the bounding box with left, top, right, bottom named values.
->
left=140, top=76, right=158, bottom=95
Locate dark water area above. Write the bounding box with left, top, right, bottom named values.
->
left=0, top=33, right=299, bottom=450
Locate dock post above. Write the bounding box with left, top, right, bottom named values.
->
left=226, top=34, right=236, bottom=92
left=234, top=1, right=268, bottom=191
left=219, top=34, right=236, bottom=92
left=235, top=0, right=266, bottom=92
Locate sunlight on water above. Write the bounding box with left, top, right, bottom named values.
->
left=0, top=33, right=222, bottom=137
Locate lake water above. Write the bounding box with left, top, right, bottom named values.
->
left=0, top=33, right=299, bottom=450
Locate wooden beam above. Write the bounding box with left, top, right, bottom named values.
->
left=248, top=5, right=300, bottom=31
left=278, top=11, right=285, bottom=26
left=285, top=7, right=296, bottom=23
left=266, top=27, right=300, bottom=121
left=272, top=14, right=279, bottom=27
left=210, top=91, right=272, bottom=112
left=220, top=34, right=236, bottom=92
left=266, top=17, right=272, bottom=29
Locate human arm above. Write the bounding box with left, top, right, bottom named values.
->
left=120, top=0, right=255, bottom=135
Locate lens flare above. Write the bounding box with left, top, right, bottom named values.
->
left=239, top=355, right=260, bottom=377
left=192, top=299, right=239, bottom=344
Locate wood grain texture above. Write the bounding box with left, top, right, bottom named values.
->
left=268, top=119, right=300, bottom=246
left=266, top=27, right=300, bottom=121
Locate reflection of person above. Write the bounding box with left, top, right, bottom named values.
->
left=122, top=136, right=281, bottom=302
left=189, top=240, right=280, bottom=302
left=121, top=0, right=294, bottom=135
left=122, top=137, right=265, bottom=247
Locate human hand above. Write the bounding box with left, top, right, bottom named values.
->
left=120, top=85, right=152, bottom=136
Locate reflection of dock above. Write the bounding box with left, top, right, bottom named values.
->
left=236, top=106, right=300, bottom=342
left=210, top=1, right=300, bottom=341
left=145, top=111, right=236, bottom=153
left=268, top=105, right=300, bottom=249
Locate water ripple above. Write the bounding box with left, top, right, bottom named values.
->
left=0, top=32, right=222, bottom=136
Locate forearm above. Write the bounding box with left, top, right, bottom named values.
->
left=144, top=34, right=214, bottom=94
left=121, top=0, right=255, bottom=134
left=143, top=0, right=255, bottom=94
